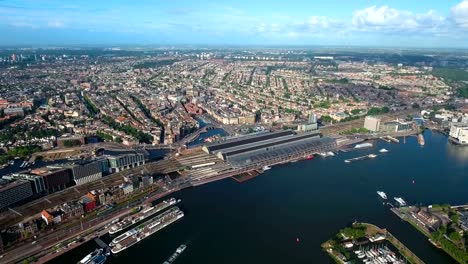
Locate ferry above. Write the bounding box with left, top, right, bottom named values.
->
left=163, top=244, right=187, bottom=264
left=109, top=198, right=179, bottom=235
left=110, top=229, right=139, bottom=247
left=344, top=154, right=377, bottom=163
left=262, top=166, right=271, bottom=171
left=379, top=148, right=389, bottom=153
left=78, top=248, right=106, bottom=264
left=111, top=207, right=184, bottom=254
left=377, top=191, right=387, bottom=200
left=354, top=142, right=373, bottom=149
left=393, top=197, right=407, bottom=207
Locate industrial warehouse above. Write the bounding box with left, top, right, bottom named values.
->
left=202, top=130, right=337, bottom=168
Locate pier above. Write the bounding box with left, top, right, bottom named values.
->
left=94, top=237, right=111, bottom=255
left=380, top=135, right=400, bottom=143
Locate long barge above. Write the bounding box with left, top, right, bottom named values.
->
left=109, top=198, right=180, bottom=235
left=344, top=154, right=377, bottom=163
left=110, top=207, right=184, bottom=254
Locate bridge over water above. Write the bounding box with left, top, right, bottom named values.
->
left=179, top=125, right=217, bottom=145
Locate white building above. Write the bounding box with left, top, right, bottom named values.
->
left=364, top=116, right=381, bottom=132
left=449, top=123, right=468, bottom=145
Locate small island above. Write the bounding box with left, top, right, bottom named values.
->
left=392, top=204, right=468, bottom=264
left=322, top=222, right=425, bottom=264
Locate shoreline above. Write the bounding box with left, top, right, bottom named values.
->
left=390, top=206, right=467, bottom=264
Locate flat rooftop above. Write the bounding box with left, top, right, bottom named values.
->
left=205, top=130, right=295, bottom=153
left=227, top=136, right=336, bottom=167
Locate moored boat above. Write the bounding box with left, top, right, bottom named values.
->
left=109, top=198, right=179, bottom=235
left=111, top=207, right=184, bottom=254
left=354, top=142, right=373, bottom=149
left=377, top=191, right=387, bottom=199
left=393, top=197, right=407, bottom=206
left=78, top=248, right=106, bottom=264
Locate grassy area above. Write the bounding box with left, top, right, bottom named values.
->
left=0, top=145, right=41, bottom=165
left=432, top=68, right=468, bottom=82
left=323, top=222, right=425, bottom=264
left=367, top=106, right=390, bottom=115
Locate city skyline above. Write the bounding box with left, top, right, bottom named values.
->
left=1, top=0, right=468, bottom=47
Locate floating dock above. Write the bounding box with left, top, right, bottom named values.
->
left=381, top=136, right=399, bottom=143
left=232, top=171, right=260, bottom=183
left=94, top=237, right=111, bottom=255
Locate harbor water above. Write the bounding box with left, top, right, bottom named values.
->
left=48, top=130, right=467, bottom=263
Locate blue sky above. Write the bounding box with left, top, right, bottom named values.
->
left=1, top=0, right=468, bottom=47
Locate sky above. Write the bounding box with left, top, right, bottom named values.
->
left=1, top=0, right=468, bottom=47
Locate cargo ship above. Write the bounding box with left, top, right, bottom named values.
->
left=78, top=248, right=106, bottom=264
left=377, top=191, right=387, bottom=199
left=163, top=244, right=187, bottom=264
left=110, top=207, right=184, bottom=254
left=109, top=198, right=179, bottom=235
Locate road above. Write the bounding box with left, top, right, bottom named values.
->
left=1, top=187, right=177, bottom=264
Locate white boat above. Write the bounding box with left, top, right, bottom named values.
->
left=354, top=142, right=373, bottom=149
left=320, top=152, right=335, bottom=157
left=262, top=166, right=271, bottom=171
left=368, top=154, right=377, bottom=158
left=379, top=148, right=389, bottom=153
left=394, top=197, right=407, bottom=207
left=377, top=191, right=387, bottom=199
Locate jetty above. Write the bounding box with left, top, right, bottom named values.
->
left=94, top=237, right=111, bottom=255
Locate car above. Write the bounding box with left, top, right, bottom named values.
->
left=31, top=241, right=37, bottom=245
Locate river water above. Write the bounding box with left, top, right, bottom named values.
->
left=48, top=130, right=467, bottom=264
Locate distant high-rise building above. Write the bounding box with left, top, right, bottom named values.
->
left=10, top=54, right=16, bottom=62
left=364, top=116, right=381, bottom=132
left=449, top=123, right=468, bottom=145
left=308, top=113, right=317, bottom=124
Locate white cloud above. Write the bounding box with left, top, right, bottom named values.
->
left=451, top=0, right=468, bottom=29
left=352, top=6, right=444, bottom=33
left=47, top=19, right=65, bottom=28
left=5, top=16, right=40, bottom=29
